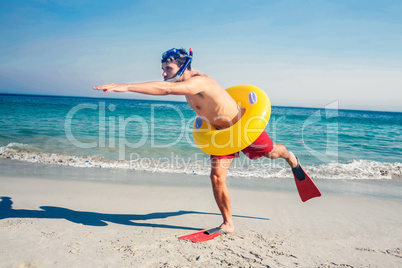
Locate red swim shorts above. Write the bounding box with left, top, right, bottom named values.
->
left=210, top=130, right=274, bottom=160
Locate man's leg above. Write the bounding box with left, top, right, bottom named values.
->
left=265, top=144, right=298, bottom=168
left=210, top=157, right=235, bottom=233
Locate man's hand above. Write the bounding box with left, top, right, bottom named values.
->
left=93, top=83, right=128, bottom=93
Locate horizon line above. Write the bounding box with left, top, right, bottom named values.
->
left=0, top=92, right=400, bottom=114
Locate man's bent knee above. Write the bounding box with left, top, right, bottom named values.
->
left=265, top=152, right=279, bottom=159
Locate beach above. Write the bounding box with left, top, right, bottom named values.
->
left=1, top=94, right=401, bottom=267
left=1, top=159, right=401, bottom=267
left=2, top=0, right=402, bottom=266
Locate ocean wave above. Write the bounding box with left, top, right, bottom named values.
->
left=1, top=143, right=401, bottom=180
left=308, top=160, right=402, bottom=180
left=226, top=159, right=402, bottom=180
left=0, top=143, right=210, bottom=175
left=0, top=143, right=129, bottom=169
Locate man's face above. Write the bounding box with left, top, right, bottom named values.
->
left=162, top=61, right=180, bottom=81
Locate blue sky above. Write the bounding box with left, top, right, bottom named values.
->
left=1, top=0, right=401, bottom=112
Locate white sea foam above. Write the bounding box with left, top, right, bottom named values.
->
left=0, top=143, right=210, bottom=175
left=308, top=160, right=402, bottom=180
left=1, top=143, right=401, bottom=180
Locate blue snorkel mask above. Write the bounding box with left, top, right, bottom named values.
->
left=162, top=48, right=193, bottom=82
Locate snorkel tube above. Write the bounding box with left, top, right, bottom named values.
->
left=163, top=48, right=193, bottom=82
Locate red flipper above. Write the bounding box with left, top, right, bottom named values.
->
left=293, top=165, right=321, bottom=202
left=178, top=228, right=225, bottom=243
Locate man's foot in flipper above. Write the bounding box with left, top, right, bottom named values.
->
left=292, top=158, right=321, bottom=202
left=292, top=158, right=306, bottom=181
left=178, top=227, right=227, bottom=243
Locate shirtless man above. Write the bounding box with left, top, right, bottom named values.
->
left=94, top=48, right=300, bottom=234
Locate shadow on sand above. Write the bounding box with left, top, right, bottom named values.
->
left=0, top=196, right=269, bottom=231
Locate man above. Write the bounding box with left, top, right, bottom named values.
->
left=94, top=48, right=305, bottom=234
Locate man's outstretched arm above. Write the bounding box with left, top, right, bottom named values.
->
left=93, top=76, right=213, bottom=96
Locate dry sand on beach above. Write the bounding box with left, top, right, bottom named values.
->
left=1, top=167, right=402, bottom=267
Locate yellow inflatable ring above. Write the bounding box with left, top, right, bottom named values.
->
left=192, top=85, right=271, bottom=155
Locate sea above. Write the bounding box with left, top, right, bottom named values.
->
left=0, top=93, right=401, bottom=181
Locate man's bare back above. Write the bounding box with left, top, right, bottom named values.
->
left=184, top=72, right=244, bottom=130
